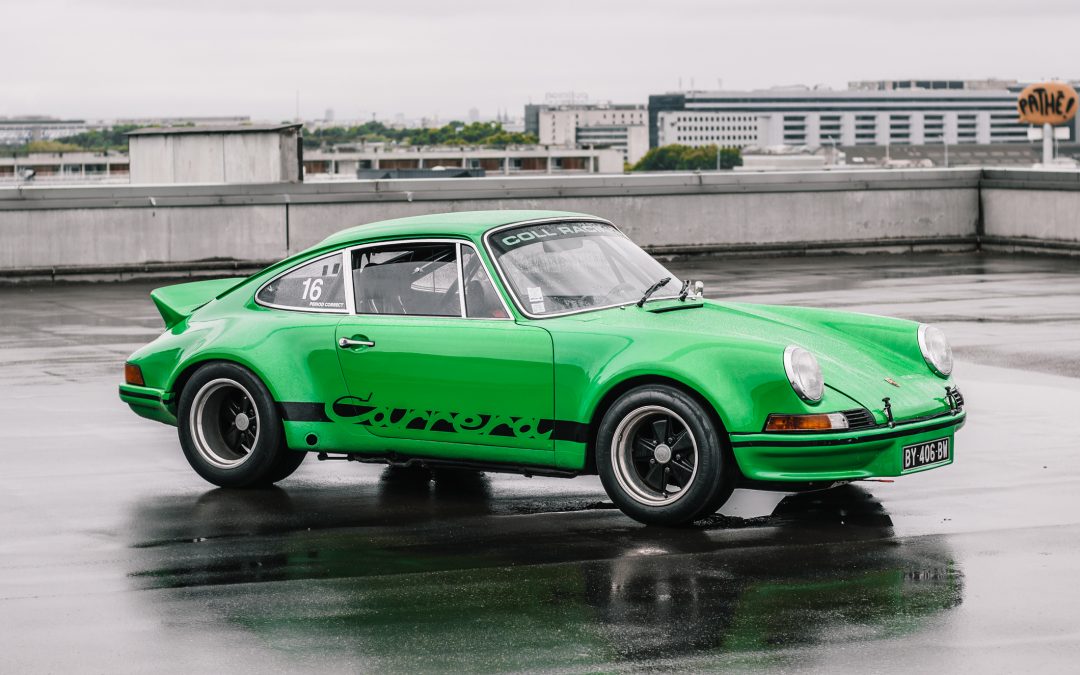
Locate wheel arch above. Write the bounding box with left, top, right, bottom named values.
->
left=582, top=374, right=732, bottom=475
left=169, top=355, right=279, bottom=406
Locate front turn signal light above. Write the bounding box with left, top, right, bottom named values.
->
left=764, top=412, right=849, bottom=432
left=124, top=363, right=145, bottom=386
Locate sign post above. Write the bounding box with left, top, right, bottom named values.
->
left=1043, top=123, right=1052, bottom=165
left=1017, top=82, right=1079, bottom=165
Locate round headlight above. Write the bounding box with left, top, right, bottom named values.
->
left=918, top=324, right=953, bottom=377
left=784, top=345, right=824, bottom=403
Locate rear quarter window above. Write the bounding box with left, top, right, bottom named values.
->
left=256, top=253, right=347, bottom=312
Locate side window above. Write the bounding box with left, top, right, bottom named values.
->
left=352, top=243, right=461, bottom=317
left=461, top=245, right=508, bottom=319
left=256, top=253, right=346, bottom=312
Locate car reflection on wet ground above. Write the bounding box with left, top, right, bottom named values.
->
left=2, top=252, right=1080, bottom=672
left=124, top=482, right=959, bottom=671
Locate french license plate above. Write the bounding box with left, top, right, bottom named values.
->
left=902, top=437, right=950, bottom=472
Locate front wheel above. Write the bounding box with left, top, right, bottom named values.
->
left=596, top=385, right=735, bottom=525
left=177, top=362, right=304, bottom=487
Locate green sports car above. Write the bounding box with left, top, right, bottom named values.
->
left=120, top=210, right=966, bottom=525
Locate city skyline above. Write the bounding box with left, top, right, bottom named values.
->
left=4, top=0, right=1080, bottom=121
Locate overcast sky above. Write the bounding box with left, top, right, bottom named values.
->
left=3, top=0, right=1079, bottom=122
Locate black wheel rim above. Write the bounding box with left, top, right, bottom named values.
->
left=612, top=405, right=699, bottom=506
left=190, top=379, right=260, bottom=469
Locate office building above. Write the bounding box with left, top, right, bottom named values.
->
left=0, top=152, right=129, bottom=183
left=304, top=145, right=624, bottom=178
left=648, top=81, right=1080, bottom=150
left=0, top=117, right=93, bottom=144
left=526, top=103, right=648, bottom=164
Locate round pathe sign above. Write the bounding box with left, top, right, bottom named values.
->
left=1017, top=82, right=1079, bottom=126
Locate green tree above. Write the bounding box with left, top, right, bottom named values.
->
left=631, top=144, right=742, bottom=171
left=54, top=124, right=142, bottom=152
left=301, top=121, right=537, bottom=150
left=24, top=140, right=83, bottom=153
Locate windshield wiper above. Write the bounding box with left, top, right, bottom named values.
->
left=636, top=276, right=671, bottom=307
left=678, top=279, right=691, bottom=301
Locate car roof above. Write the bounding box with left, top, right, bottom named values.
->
left=316, top=209, right=602, bottom=249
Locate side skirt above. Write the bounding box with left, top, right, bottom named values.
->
left=313, top=451, right=582, bottom=479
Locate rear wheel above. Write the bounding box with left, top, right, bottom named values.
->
left=597, top=385, right=735, bottom=525
left=178, top=362, right=304, bottom=487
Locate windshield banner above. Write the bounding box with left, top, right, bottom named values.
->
left=491, top=222, right=617, bottom=252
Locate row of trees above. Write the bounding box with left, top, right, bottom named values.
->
left=49, top=124, right=143, bottom=152
left=1, top=124, right=142, bottom=156
left=303, top=121, right=537, bottom=149
left=4, top=123, right=743, bottom=174
left=630, top=144, right=742, bottom=171
left=2, top=121, right=537, bottom=156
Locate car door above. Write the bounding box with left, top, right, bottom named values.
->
left=333, top=239, right=555, bottom=466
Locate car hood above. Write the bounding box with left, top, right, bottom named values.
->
left=550, top=300, right=951, bottom=420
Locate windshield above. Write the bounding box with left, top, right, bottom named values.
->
left=488, top=221, right=682, bottom=316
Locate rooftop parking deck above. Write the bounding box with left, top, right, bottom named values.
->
left=1, top=251, right=1079, bottom=672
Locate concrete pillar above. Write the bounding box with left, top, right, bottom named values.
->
left=806, top=113, right=821, bottom=148
left=911, top=112, right=925, bottom=145
left=944, top=112, right=959, bottom=145
left=503, top=154, right=510, bottom=175
left=841, top=113, right=856, bottom=146
left=876, top=113, right=891, bottom=146
left=546, top=153, right=553, bottom=174
left=976, top=112, right=991, bottom=144
left=765, top=115, right=783, bottom=146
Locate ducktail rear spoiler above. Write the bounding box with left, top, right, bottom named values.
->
left=150, top=277, right=246, bottom=328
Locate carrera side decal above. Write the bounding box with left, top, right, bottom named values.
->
left=278, top=396, right=589, bottom=443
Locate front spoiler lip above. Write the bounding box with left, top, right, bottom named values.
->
left=730, top=411, right=965, bottom=448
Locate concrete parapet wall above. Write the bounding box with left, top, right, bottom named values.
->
left=0, top=168, right=1075, bottom=280
left=0, top=205, right=285, bottom=271
left=981, top=169, right=1080, bottom=249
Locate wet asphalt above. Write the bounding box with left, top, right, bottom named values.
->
left=2, top=252, right=1079, bottom=673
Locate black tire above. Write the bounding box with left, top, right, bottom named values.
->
left=265, top=449, right=307, bottom=484
left=177, top=362, right=302, bottom=487
left=596, top=384, right=735, bottom=526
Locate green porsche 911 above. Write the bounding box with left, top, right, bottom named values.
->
left=120, top=210, right=966, bottom=525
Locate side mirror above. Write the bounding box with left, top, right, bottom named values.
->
left=693, top=280, right=704, bottom=298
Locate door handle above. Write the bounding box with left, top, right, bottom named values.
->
left=338, top=337, right=375, bottom=349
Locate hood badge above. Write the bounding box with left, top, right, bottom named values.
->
left=884, top=377, right=900, bottom=388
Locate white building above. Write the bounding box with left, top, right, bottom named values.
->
left=304, top=145, right=624, bottom=177
left=0, top=117, right=94, bottom=144
left=528, top=104, right=649, bottom=164
left=0, top=152, right=129, bottom=183
left=649, top=81, right=1076, bottom=150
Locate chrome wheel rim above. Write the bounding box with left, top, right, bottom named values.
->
left=190, top=378, right=259, bottom=469
left=611, top=405, right=698, bottom=506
